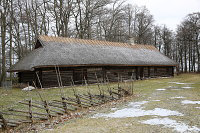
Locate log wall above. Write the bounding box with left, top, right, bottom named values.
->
left=18, top=71, right=35, bottom=85
left=18, top=66, right=174, bottom=88
left=42, top=69, right=73, bottom=88
left=105, top=67, right=136, bottom=82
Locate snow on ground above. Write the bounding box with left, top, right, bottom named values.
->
left=168, top=82, right=194, bottom=85
left=142, top=118, right=200, bottom=133
left=111, top=108, right=117, bottom=111
left=181, top=100, right=200, bottom=105
left=171, top=96, right=185, bottom=99
left=156, top=89, right=166, bottom=91
left=151, top=100, right=160, bottom=101
left=22, top=86, right=35, bottom=91
left=195, top=107, right=200, bottom=109
left=93, top=101, right=183, bottom=118
left=181, top=87, right=194, bottom=89
left=171, top=87, right=194, bottom=90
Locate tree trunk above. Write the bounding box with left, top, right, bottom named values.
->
left=0, top=10, right=7, bottom=84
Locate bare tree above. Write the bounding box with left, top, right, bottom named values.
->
left=176, top=12, right=200, bottom=72
left=0, top=0, right=9, bottom=84
left=134, top=6, right=154, bottom=44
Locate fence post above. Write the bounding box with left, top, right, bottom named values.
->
left=0, top=112, right=7, bottom=130
left=29, top=100, right=33, bottom=122
left=131, top=81, right=134, bottom=95
left=118, top=86, right=122, bottom=99
left=75, top=95, right=82, bottom=108
left=44, top=101, right=51, bottom=118
left=88, top=92, right=93, bottom=106
left=102, top=90, right=106, bottom=103
left=62, top=97, right=70, bottom=115
left=108, top=89, right=114, bottom=100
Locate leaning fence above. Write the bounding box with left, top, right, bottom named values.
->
left=0, top=71, right=134, bottom=131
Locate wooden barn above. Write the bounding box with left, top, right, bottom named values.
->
left=11, top=36, right=177, bottom=88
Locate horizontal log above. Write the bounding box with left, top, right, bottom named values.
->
left=19, top=101, right=46, bottom=110
left=0, top=122, right=17, bottom=127
left=25, top=100, right=66, bottom=113
left=62, top=101, right=89, bottom=108
left=5, top=120, right=21, bottom=125
left=1, top=112, right=48, bottom=120
left=48, top=102, right=76, bottom=111
left=19, top=101, right=64, bottom=115
left=50, top=101, right=77, bottom=111
left=1, top=112, right=29, bottom=117
left=77, top=95, right=101, bottom=106
left=62, top=97, right=92, bottom=107
left=8, top=109, right=57, bottom=117
left=0, top=119, right=21, bottom=125
left=7, top=119, right=32, bottom=123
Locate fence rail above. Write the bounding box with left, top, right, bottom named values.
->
left=0, top=74, right=134, bottom=131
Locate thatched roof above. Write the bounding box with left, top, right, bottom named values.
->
left=11, top=35, right=177, bottom=72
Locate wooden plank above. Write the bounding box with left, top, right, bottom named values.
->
left=67, top=97, right=92, bottom=107
left=1, top=112, right=48, bottom=120
left=50, top=101, right=77, bottom=111
left=77, top=94, right=101, bottom=105
left=19, top=101, right=46, bottom=110
left=29, top=100, right=33, bottom=122
left=8, top=109, right=57, bottom=117
left=19, top=101, right=64, bottom=115
left=61, top=97, right=70, bottom=115
left=1, top=118, right=31, bottom=123
left=0, top=122, right=17, bottom=127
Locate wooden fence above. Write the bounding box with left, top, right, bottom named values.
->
left=0, top=78, right=133, bottom=131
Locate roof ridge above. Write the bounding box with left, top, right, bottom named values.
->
left=38, top=35, right=157, bottom=50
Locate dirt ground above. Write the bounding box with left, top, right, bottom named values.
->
left=39, top=74, right=200, bottom=133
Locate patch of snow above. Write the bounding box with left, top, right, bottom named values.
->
left=142, top=118, right=200, bottom=133
left=171, top=96, right=185, bottom=99
left=195, top=107, right=200, bottom=109
left=128, top=101, right=148, bottom=107
left=156, top=89, right=166, bottom=91
left=181, top=87, right=194, bottom=89
left=152, top=100, right=160, bottom=102
left=111, top=108, right=117, bottom=111
left=22, top=86, right=35, bottom=91
left=182, top=100, right=200, bottom=105
left=168, top=82, right=194, bottom=85
left=93, top=101, right=183, bottom=118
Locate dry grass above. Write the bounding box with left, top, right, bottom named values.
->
left=1, top=73, right=200, bottom=132
left=40, top=73, right=200, bottom=133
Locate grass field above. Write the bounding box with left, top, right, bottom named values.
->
left=39, top=73, right=200, bottom=133
left=0, top=81, right=129, bottom=111
left=1, top=73, right=200, bottom=132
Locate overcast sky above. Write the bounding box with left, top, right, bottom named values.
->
left=127, top=0, right=200, bottom=31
